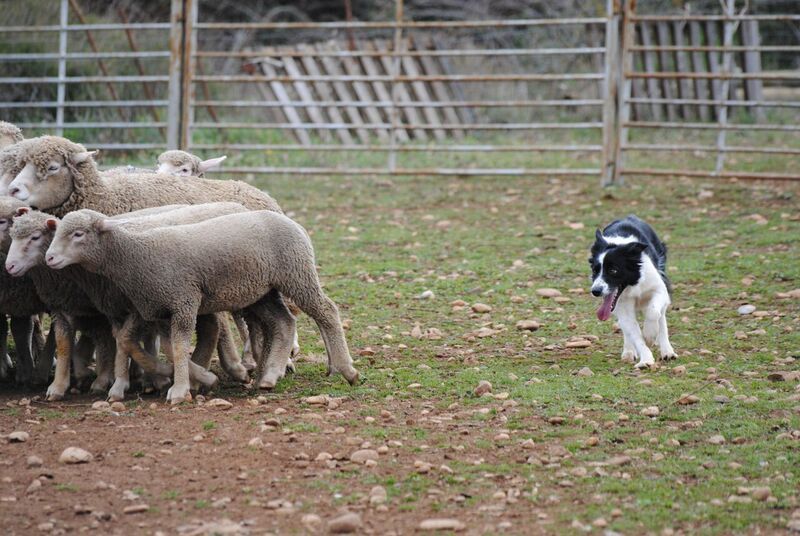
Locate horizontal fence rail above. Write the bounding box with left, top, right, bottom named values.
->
left=0, top=0, right=797, bottom=182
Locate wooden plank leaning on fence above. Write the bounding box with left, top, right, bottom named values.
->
left=359, top=41, right=410, bottom=142
left=314, top=42, right=370, bottom=144
left=296, top=44, right=354, bottom=144
left=655, top=21, right=678, bottom=121
left=258, top=58, right=311, bottom=145
left=336, top=41, right=391, bottom=142
left=688, top=21, right=712, bottom=121
left=281, top=47, right=332, bottom=142
left=374, top=41, right=428, bottom=141
left=412, top=36, right=464, bottom=139
left=672, top=21, right=697, bottom=120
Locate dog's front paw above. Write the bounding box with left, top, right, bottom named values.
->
left=635, top=358, right=655, bottom=369
left=660, top=346, right=677, bottom=360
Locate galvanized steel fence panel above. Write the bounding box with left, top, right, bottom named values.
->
left=0, top=0, right=798, bottom=182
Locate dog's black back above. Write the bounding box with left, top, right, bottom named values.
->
left=593, top=215, right=670, bottom=292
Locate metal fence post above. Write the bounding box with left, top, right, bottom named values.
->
left=601, top=0, right=620, bottom=186
left=180, top=0, right=198, bottom=149
left=612, top=0, right=635, bottom=185
left=715, top=0, right=740, bottom=174
left=55, top=0, right=69, bottom=137
left=167, top=0, right=184, bottom=149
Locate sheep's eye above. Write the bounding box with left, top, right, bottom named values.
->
left=0, top=219, right=7, bottom=226
left=181, top=168, right=189, bottom=173
left=47, top=165, right=59, bottom=172
left=72, top=231, right=84, bottom=239
left=31, top=234, right=41, bottom=241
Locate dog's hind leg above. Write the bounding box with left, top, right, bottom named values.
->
left=615, top=301, right=654, bottom=369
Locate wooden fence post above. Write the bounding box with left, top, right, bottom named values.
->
left=180, top=0, right=197, bottom=149
left=56, top=0, right=69, bottom=137
left=612, top=0, right=635, bottom=185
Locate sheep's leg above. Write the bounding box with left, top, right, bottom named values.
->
left=288, top=285, right=358, bottom=385
left=232, top=312, right=256, bottom=372
left=0, top=315, right=11, bottom=382
left=284, top=299, right=302, bottom=358
left=166, top=314, right=196, bottom=405
left=46, top=315, right=74, bottom=401
left=90, top=326, right=116, bottom=395
left=253, top=292, right=296, bottom=390
left=141, top=331, right=170, bottom=392
left=72, top=331, right=96, bottom=391
left=108, top=322, right=130, bottom=402
left=31, top=315, right=52, bottom=385
left=191, top=314, right=219, bottom=370
left=10, top=316, right=34, bottom=385
left=215, top=314, right=249, bottom=383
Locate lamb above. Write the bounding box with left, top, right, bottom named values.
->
left=0, top=121, right=23, bottom=149
left=0, top=196, right=48, bottom=385
left=7, top=135, right=300, bottom=361
left=7, top=204, right=253, bottom=401
left=4, top=205, right=118, bottom=398
left=6, top=136, right=280, bottom=217
left=47, top=209, right=359, bottom=404
left=156, top=150, right=227, bottom=177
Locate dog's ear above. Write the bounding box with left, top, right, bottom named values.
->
left=621, top=241, right=647, bottom=255
left=595, top=229, right=605, bottom=243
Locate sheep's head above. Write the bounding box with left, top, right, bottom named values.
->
left=0, top=196, right=27, bottom=251
left=46, top=209, right=109, bottom=271
left=0, top=146, right=23, bottom=197
left=5, top=208, right=54, bottom=277
left=156, top=150, right=226, bottom=177
left=0, top=121, right=23, bottom=149
left=7, top=136, right=97, bottom=210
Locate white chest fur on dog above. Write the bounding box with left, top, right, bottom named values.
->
left=589, top=216, right=677, bottom=369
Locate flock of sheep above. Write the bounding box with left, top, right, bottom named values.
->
left=0, top=121, right=359, bottom=404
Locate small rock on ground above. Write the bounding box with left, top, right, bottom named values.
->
left=8, top=431, right=29, bottom=443
left=418, top=519, right=466, bottom=532
left=328, top=512, right=362, bottom=533
left=59, top=447, right=93, bottom=464
left=474, top=380, right=492, bottom=396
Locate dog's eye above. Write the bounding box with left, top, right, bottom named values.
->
left=608, top=267, right=619, bottom=276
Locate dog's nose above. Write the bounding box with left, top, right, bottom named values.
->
left=591, top=288, right=602, bottom=297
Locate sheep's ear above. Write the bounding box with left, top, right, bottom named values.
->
left=45, top=218, right=58, bottom=231
left=97, top=218, right=125, bottom=233
left=14, top=207, right=30, bottom=217
left=198, top=155, right=227, bottom=173
left=71, top=150, right=98, bottom=164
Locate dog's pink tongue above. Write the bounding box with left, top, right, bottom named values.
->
left=597, top=293, right=615, bottom=321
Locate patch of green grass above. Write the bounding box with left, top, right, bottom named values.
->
left=202, top=421, right=216, bottom=431
left=97, top=141, right=800, bottom=534
left=55, top=483, right=78, bottom=492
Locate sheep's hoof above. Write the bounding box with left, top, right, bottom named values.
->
left=45, top=392, right=65, bottom=402
left=258, top=379, right=276, bottom=390
left=285, top=360, right=296, bottom=374
left=343, top=368, right=360, bottom=386
left=229, top=365, right=250, bottom=383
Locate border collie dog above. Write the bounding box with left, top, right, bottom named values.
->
left=589, top=215, right=676, bottom=368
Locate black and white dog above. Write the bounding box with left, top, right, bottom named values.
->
left=589, top=215, right=676, bottom=368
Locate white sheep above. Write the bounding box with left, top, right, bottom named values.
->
left=7, top=204, right=256, bottom=401
left=6, top=136, right=299, bottom=364
left=156, top=150, right=227, bottom=177
left=47, top=209, right=359, bottom=403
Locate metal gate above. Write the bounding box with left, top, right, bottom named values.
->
left=1, top=0, right=798, bottom=183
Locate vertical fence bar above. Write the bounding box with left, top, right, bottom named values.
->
left=167, top=0, right=184, bottom=149
left=180, top=0, right=197, bottom=149
left=388, top=0, right=403, bottom=173
left=601, top=0, right=620, bottom=186
left=55, top=0, right=69, bottom=136
left=613, top=0, right=635, bottom=185
left=715, top=0, right=739, bottom=174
